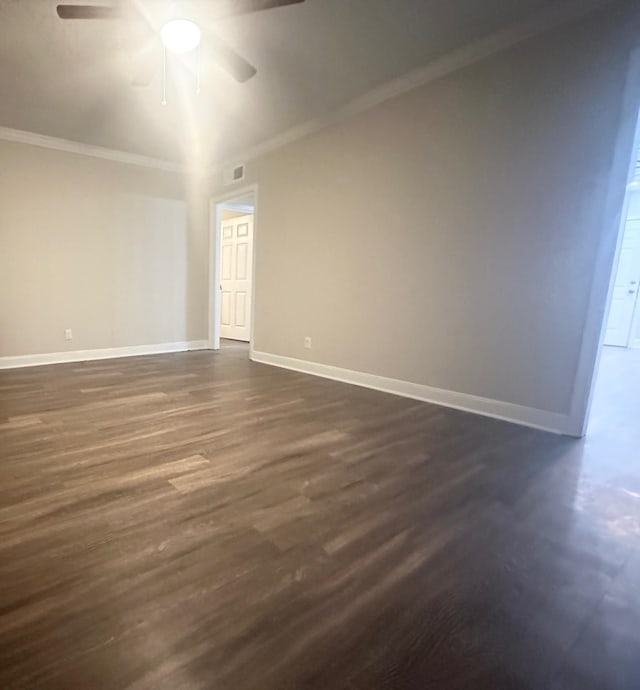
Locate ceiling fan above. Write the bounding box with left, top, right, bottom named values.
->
left=55, top=0, right=305, bottom=86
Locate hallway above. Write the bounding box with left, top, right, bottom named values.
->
left=585, top=346, right=640, bottom=487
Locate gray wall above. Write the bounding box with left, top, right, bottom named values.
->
left=0, top=141, right=209, bottom=357
left=213, top=2, right=640, bottom=420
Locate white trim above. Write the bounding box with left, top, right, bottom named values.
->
left=0, top=340, right=209, bottom=370
left=567, top=46, right=640, bottom=437
left=220, top=202, right=255, bottom=214
left=251, top=351, right=572, bottom=436
left=208, top=0, right=612, bottom=177
left=0, top=126, right=182, bottom=172
left=209, top=184, right=259, bottom=351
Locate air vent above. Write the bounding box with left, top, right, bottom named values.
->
left=223, top=163, right=245, bottom=186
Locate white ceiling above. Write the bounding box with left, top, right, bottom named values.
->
left=0, top=0, right=578, bottom=165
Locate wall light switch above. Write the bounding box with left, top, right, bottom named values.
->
left=304, top=336, right=312, bottom=349
left=64, top=328, right=73, bottom=341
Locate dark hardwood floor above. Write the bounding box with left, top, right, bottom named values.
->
left=1, top=342, right=639, bottom=689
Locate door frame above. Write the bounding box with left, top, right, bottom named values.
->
left=568, top=46, right=640, bottom=437
left=208, top=183, right=258, bottom=352
left=625, top=214, right=640, bottom=348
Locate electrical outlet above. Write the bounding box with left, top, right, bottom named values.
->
left=64, top=328, right=73, bottom=341
left=304, top=336, right=312, bottom=349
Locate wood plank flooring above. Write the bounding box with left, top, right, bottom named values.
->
left=1, top=342, right=639, bottom=689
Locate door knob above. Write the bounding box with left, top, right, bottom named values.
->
left=629, top=289, right=637, bottom=295
left=631, top=281, right=638, bottom=285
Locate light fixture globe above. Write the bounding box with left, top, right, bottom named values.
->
left=161, top=18, right=201, bottom=54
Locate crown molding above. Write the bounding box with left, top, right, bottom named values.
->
left=0, top=125, right=183, bottom=172
left=208, top=0, right=613, bottom=179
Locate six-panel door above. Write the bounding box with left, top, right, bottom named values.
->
left=220, top=214, right=254, bottom=341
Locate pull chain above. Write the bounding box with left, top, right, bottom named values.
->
left=161, top=46, right=168, bottom=105
left=196, top=44, right=201, bottom=95
left=161, top=42, right=201, bottom=103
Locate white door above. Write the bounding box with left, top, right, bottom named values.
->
left=604, top=218, right=640, bottom=347
left=220, top=214, right=254, bottom=341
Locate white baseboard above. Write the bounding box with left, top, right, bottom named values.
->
left=250, top=350, right=573, bottom=436
left=0, top=340, right=210, bottom=369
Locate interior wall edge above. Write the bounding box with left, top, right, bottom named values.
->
left=566, top=42, right=640, bottom=437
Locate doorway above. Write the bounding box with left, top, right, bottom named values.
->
left=588, top=174, right=640, bottom=435
left=209, top=185, right=257, bottom=352
left=567, top=45, right=640, bottom=438
left=584, top=130, right=640, bottom=445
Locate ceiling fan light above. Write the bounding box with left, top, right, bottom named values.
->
left=161, top=18, right=201, bottom=54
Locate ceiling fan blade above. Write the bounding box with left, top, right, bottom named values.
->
left=208, top=0, right=305, bottom=21
left=210, top=35, right=257, bottom=83
left=56, top=4, right=131, bottom=20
